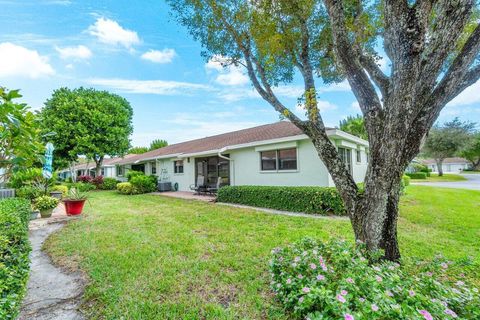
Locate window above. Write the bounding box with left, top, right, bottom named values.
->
left=151, top=162, right=157, bottom=175
left=338, top=147, right=352, bottom=174
left=101, top=168, right=105, bottom=176
left=261, top=150, right=277, bottom=170
left=174, top=160, right=184, bottom=174
left=116, top=165, right=124, bottom=176
left=356, top=150, right=361, bottom=163
left=260, top=148, right=297, bottom=171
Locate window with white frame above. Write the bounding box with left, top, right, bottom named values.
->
left=151, top=162, right=157, bottom=175
left=356, top=150, right=361, bottom=163
left=116, top=165, right=124, bottom=176
left=174, top=160, right=184, bottom=174
left=260, top=148, right=297, bottom=171
left=338, top=147, right=352, bottom=174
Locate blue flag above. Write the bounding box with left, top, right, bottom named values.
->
left=42, top=142, right=55, bottom=179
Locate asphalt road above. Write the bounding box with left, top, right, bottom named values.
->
left=412, top=173, right=480, bottom=191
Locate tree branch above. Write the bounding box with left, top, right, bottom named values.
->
left=358, top=54, right=390, bottom=97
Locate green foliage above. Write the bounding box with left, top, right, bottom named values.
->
left=339, top=114, right=368, bottom=140
left=402, top=175, right=411, bottom=187
left=66, top=182, right=96, bottom=192
left=126, top=170, right=144, bottom=181
left=405, top=172, right=427, bottom=179
left=128, top=146, right=148, bottom=154
left=0, top=87, right=42, bottom=179
left=149, top=139, right=168, bottom=151
left=65, top=188, right=88, bottom=201
left=422, top=118, right=475, bottom=163
left=116, top=182, right=137, bottom=195
left=49, top=185, right=69, bottom=197
left=0, top=198, right=31, bottom=319
left=130, top=175, right=157, bottom=194
left=33, top=196, right=59, bottom=211
left=217, top=186, right=345, bottom=215
left=9, top=168, right=45, bottom=189
left=460, top=132, right=480, bottom=169
left=269, top=238, right=480, bottom=319
left=15, top=186, right=42, bottom=201
left=39, top=87, right=133, bottom=169
left=101, top=178, right=118, bottom=190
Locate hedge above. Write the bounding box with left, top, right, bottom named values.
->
left=405, top=172, right=427, bottom=179
left=0, top=198, right=31, bottom=319
left=217, top=186, right=345, bottom=215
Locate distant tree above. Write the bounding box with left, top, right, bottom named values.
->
left=422, top=118, right=475, bottom=176
left=149, top=139, right=168, bottom=151
left=339, top=115, right=368, bottom=140
left=129, top=146, right=149, bottom=154
left=460, top=132, right=480, bottom=170
left=39, top=87, right=134, bottom=176
left=0, top=87, right=42, bottom=180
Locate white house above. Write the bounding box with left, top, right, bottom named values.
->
left=421, top=157, right=471, bottom=173
left=114, top=121, right=369, bottom=191
left=58, top=155, right=137, bottom=180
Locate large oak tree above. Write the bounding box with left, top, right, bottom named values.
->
left=168, top=0, right=480, bottom=260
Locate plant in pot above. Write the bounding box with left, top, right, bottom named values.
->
left=63, top=188, right=88, bottom=216
left=34, top=195, right=59, bottom=218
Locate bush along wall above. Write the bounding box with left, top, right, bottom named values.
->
left=0, top=198, right=32, bottom=319
left=405, top=172, right=428, bottom=179
left=217, top=186, right=345, bottom=216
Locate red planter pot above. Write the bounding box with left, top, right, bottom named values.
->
left=63, top=199, right=86, bottom=216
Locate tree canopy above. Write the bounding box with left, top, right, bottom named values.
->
left=459, top=132, right=480, bottom=170
left=0, top=87, right=42, bottom=180
left=149, top=139, right=168, bottom=150
left=39, top=87, right=134, bottom=173
left=339, top=114, right=368, bottom=140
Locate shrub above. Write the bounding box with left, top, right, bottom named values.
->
left=102, top=178, right=118, bottom=190
left=217, top=186, right=345, bottom=215
left=130, top=175, right=157, bottom=194
left=91, top=175, right=104, bottom=189
left=49, top=185, right=68, bottom=197
left=77, top=175, right=93, bottom=183
left=117, top=182, right=137, bottom=195
left=126, top=170, right=144, bottom=181
left=0, top=198, right=31, bottom=319
left=402, top=175, right=411, bottom=187
left=76, top=182, right=96, bottom=192
left=405, top=172, right=427, bottom=179
left=33, top=196, right=59, bottom=211
left=8, top=168, right=57, bottom=189
left=269, top=238, right=480, bottom=320
left=15, top=185, right=42, bottom=201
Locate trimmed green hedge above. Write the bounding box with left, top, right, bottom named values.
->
left=405, top=172, right=427, bottom=179
left=0, top=198, right=31, bottom=319
left=217, top=186, right=345, bottom=215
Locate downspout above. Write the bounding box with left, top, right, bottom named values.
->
left=218, top=147, right=234, bottom=186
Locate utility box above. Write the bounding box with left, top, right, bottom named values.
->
left=157, top=182, right=172, bottom=192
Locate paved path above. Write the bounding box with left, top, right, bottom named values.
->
left=19, top=206, right=85, bottom=320
left=412, top=174, right=480, bottom=191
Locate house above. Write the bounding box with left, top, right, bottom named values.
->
left=420, top=157, right=471, bottom=173
left=58, top=155, right=137, bottom=180
left=115, top=121, right=369, bottom=191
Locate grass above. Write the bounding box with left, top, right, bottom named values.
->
left=45, top=186, right=480, bottom=319
left=411, top=173, right=468, bottom=182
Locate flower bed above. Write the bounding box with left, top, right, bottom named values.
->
left=269, top=238, right=480, bottom=319
left=0, top=198, right=32, bottom=319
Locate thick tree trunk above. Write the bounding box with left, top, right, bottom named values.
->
left=436, top=159, right=444, bottom=176
left=95, top=156, right=104, bottom=177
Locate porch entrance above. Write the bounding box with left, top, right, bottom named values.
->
left=195, top=156, right=230, bottom=188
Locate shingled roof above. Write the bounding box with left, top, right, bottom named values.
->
left=116, top=121, right=309, bottom=165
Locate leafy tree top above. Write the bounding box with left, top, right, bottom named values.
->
left=339, top=114, right=368, bottom=140
left=149, top=139, right=168, bottom=151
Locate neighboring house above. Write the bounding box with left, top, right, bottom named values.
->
left=420, top=157, right=471, bottom=173
left=115, top=121, right=369, bottom=192
left=58, top=155, right=137, bottom=180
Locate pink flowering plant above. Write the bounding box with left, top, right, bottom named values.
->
left=269, top=238, right=480, bottom=319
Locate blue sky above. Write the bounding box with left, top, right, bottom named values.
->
left=1, top=0, right=479, bottom=147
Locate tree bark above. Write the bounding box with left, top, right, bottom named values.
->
left=436, top=159, right=444, bottom=176
left=95, top=156, right=104, bottom=177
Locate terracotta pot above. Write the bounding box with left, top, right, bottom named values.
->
left=40, top=208, right=53, bottom=218
left=63, top=199, right=86, bottom=215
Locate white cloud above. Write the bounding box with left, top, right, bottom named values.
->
left=295, top=100, right=338, bottom=113
left=351, top=101, right=360, bottom=111
left=141, top=49, right=176, bottom=64
left=56, top=45, right=92, bottom=60
left=205, top=55, right=249, bottom=86
left=0, top=42, right=54, bottom=78
left=447, top=79, right=480, bottom=107
left=88, top=17, right=140, bottom=48
left=320, top=81, right=351, bottom=92
left=87, top=78, right=211, bottom=95
left=65, top=64, right=74, bottom=70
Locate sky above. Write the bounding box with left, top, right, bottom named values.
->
left=1, top=0, right=479, bottom=147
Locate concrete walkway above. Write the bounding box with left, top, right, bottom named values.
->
left=412, top=173, right=480, bottom=191
left=19, top=206, right=85, bottom=320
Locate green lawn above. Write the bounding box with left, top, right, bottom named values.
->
left=411, top=173, right=468, bottom=182
left=45, top=186, right=480, bottom=319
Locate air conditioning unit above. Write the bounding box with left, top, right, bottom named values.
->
left=0, top=189, right=15, bottom=199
